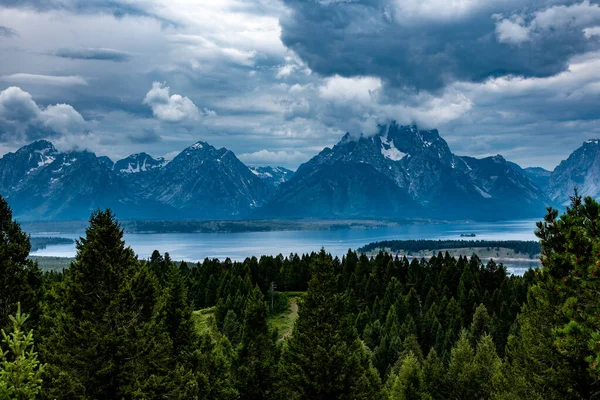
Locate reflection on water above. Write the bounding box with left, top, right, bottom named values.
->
left=30, top=219, right=540, bottom=275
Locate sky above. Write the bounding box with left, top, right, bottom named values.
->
left=1, top=0, right=600, bottom=170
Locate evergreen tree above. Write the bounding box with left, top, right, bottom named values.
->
left=39, top=210, right=184, bottom=399
left=235, top=286, right=279, bottom=399
left=471, top=334, right=501, bottom=399
left=0, top=196, right=41, bottom=329
left=163, top=264, right=196, bottom=357
left=421, top=348, right=445, bottom=400
left=278, top=249, right=382, bottom=399
left=469, top=303, right=491, bottom=348
left=0, top=303, right=44, bottom=399
left=222, top=310, right=241, bottom=348
left=190, top=321, right=238, bottom=400
left=388, top=352, right=422, bottom=400
left=446, top=330, right=475, bottom=399
left=497, top=193, right=599, bottom=399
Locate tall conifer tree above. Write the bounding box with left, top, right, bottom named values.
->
left=278, top=249, right=382, bottom=399
left=40, top=210, right=183, bottom=398
left=0, top=196, right=41, bottom=329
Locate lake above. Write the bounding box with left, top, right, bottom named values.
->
left=30, top=219, right=541, bottom=274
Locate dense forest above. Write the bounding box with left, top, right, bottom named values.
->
left=358, top=240, right=542, bottom=258
left=0, top=193, right=599, bottom=399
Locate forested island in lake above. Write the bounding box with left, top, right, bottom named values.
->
left=359, top=239, right=542, bottom=260
left=1, top=192, right=599, bottom=398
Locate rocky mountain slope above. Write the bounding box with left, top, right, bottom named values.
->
left=547, top=139, right=600, bottom=205
left=134, top=142, right=272, bottom=219
left=5, top=124, right=591, bottom=221
left=113, top=152, right=167, bottom=174
left=0, top=140, right=272, bottom=220
left=249, top=166, right=294, bottom=189
left=257, top=123, right=550, bottom=220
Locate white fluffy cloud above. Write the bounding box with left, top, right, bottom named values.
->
left=238, top=149, right=309, bottom=166
left=496, top=1, right=600, bottom=45
left=392, top=0, right=498, bottom=22
left=0, top=86, right=86, bottom=140
left=143, top=82, right=200, bottom=123
left=318, top=76, right=382, bottom=104
left=495, top=17, right=530, bottom=44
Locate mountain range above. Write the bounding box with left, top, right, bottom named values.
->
left=0, top=123, right=597, bottom=221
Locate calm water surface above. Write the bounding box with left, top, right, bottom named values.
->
left=30, top=219, right=540, bottom=274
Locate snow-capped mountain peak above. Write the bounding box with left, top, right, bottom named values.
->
left=114, top=152, right=167, bottom=174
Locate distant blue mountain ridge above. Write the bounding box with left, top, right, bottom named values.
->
left=0, top=123, right=595, bottom=221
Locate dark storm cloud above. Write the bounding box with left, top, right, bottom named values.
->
left=0, top=26, right=18, bottom=37
left=53, top=47, right=131, bottom=62
left=279, top=0, right=600, bottom=91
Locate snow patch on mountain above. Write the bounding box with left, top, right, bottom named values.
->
left=474, top=185, right=492, bottom=198
left=380, top=134, right=407, bottom=161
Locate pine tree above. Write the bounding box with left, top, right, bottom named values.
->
left=0, top=195, right=41, bottom=329
left=235, top=286, right=279, bottom=399
left=0, top=303, right=44, bottom=399
left=39, top=210, right=183, bottom=398
left=421, top=348, right=445, bottom=400
left=191, top=327, right=238, bottom=400
left=222, top=310, right=241, bottom=348
left=278, top=249, right=383, bottom=399
left=471, top=334, right=501, bottom=399
left=469, top=303, right=491, bottom=348
left=497, top=193, right=599, bottom=399
left=446, top=330, right=475, bottom=399
left=163, top=263, right=196, bottom=357
left=388, top=352, right=422, bottom=400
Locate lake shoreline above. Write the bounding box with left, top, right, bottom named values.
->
left=20, top=217, right=538, bottom=234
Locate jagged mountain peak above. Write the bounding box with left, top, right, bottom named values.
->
left=114, top=152, right=166, bottom=174
left=185, top=141, right=211, bottom=152
left=19, top=139, right=57, bottom=154
left=265, top=123, right=549, bottom=220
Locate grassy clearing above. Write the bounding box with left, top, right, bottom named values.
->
left=268, top=292, right=303, bottom=341
left=191, top=292, right=305, bottom=341
left=192, top=306, right=217, bottom=335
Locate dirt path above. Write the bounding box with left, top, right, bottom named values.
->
left=290, top=297, right=298, bottom=314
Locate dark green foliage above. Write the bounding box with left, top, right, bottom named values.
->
left=421, top=349, right=445, bottom=399
left=497, top=193, right=600, bottom=399
left=387, top=352, right=422, bottom=400
left=222, top=310, right=241, bottom=348
left=278, top=249, right=383, bottom=399
left=358, top=240, right=541, bottom=257
left=0, top=195, right=41, bottom=329
left=235, top=286, right=279, bottom=399
left=469, top=303, right=492, bottom=347
left=4, top=195, right=598, bottom=399
left=39, top=210, right=183, bottom=398
left=163, top=262, right=196, bottom=357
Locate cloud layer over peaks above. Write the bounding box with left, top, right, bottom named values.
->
left=0, top=86, right=86, bottom=142
left=280, top=0, right=600, bottom=91
left=143, top=82, right=201, bottom=123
